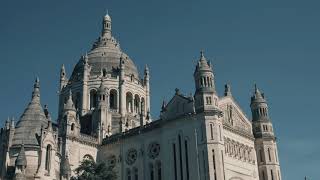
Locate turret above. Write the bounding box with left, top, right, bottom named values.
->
left=61, top=90, right=80, bottom=137
left=119, top=54, right=126, bottom=117
left=102, top=13, right=112, bottom=38
left=81, top=53, right=91, bottom=115
left=11, top=77, right=48, bottom=147
left=5, top=117, right=10, bottom=130
left=95, top=79, right=110, bottom=142
left=14, top=144, right=27, bottom=180
left=60, top=64, right=67, bottom=90
left=250, top=84, right=281, bottom=180
left=97, top=79, right=108, bottom=108
left=250, top=84, right=274, bottom=138
left=44, top=105, right=53, bottom=131
left=193, top=51, right=219, bottom=113
left=144, top=65, right=150, bottom=116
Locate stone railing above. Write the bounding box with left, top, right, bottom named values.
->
left=79, top=133, right=98, bottom=143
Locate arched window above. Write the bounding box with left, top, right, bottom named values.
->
left=103, top=69, right=107, bottom=77
left=210, top=124, right=214, bottom=140
left=126, top=92, right=133, bottom=113
left=127, top=168, right=131, bottom=180
left=268, top=148, right=272, bottom=162
left=141, top=98, right=145, bottom=113
left=134, top=95, right=140, bottom=114
left=156, top=161, right=162, bottom=180
left=71, top=123, right=75, bottom=131
left=109, top=89, right=118, bottom=109
left=90, top=89, right=97, bottom=109
left=184, top=139, right=190, bottom=180
left=259, top=149, right=264, bottom=162
left=149, top=164, right=154, bottom=180
left=45, top=145, right=52, bottom=172
left=133, top=167, right=138, bottom=180
left=262, top=170, right=266, bottom=180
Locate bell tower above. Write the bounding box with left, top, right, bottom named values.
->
left=193, top=51, right=225, bottom=180
left=251, top=85, right=282, bottom=180
left=193, top=51, right=219, bottom=113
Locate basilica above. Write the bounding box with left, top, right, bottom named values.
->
left=0, top=13, right=282, bottom=180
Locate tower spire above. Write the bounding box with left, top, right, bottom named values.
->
left=193, top=50, right=220, bottom=113
left=60, top=64, right=67, bottom=90
left=250, top=85, right=282, bottom=180
left=31, top=77, right=41, bottom=103
left=102, top=12, right=112, bottom=38
left=64, top=90, right=76, bottom=111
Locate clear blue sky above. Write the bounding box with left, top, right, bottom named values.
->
left=1, top=0, right=319, bottom=179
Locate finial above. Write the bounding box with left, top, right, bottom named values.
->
left=200, top=50, right=204, bottom=58
left=34, top=77, right=40, bottom=88
left=199, top=50, right=207, bottom=62
left=104, top=10, right=111, bottom=20
left=32, top=77, right=41, bottom=101
left=161, top=99, right=166, bottom=111
left=254, top=83, right=258, bottom=93
left=44, top=104, right=49, bottom=118
left=144, top=64, right=149, bottom=75
left=146, top=109, right=151, bottom=120
left=224, top=84, right=232, bottom=97
left=175, top=88, right=180, bottom=95
left=61, top=64, right=65, bottom=71
left=83, top=52, right=89, bottom=64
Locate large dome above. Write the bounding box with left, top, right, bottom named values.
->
left=69, top=14, right=139, bottom=82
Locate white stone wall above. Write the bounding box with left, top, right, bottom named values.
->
left=65, top=139, right=98, bottom=177
left=98, top=116, right=202, bottom=180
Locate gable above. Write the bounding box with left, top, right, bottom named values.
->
left=219, top=97, right=252, bottom=135
left=160, top=94, right=195, bottom=120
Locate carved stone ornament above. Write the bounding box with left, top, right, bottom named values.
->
left=126, top=148, right=138, bottom=165
left=108, top=155, right=117, bottom=168
left=148, top=142, right=160, bottom=159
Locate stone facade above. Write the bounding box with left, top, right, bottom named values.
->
left=0, top=13, right=281, bottom=180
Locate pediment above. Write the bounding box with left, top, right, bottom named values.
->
left=219, top=97, right=252, bottom=134
left=160, top=94, right=194, bottom=120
